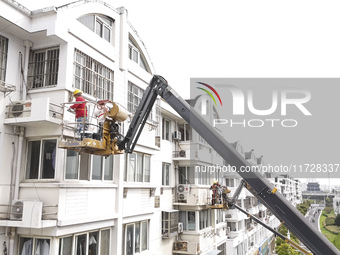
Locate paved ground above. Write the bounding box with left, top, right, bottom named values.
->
left=306, top=205, right=324, bottom=230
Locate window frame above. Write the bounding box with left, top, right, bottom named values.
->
left=27, top=47, right=59, bottom=89
left=73, top=49, right=114, bottom=101
left=162, top=118, right=171, bottom=141
left=58, top=228, right=111, bottom=255
left=0, top=35, right=8, bottom=83
left=65, top=151, right=114, bottom=181
left=19, top=237, right=51, bottom=255
left=162, top=163, right=170, bottom=186
left=125, top=152, right=151, bottom=183
left=78, top=14, right=113, bottom=43
left=25, top=138, right=57, bottom=180
left=123, top=220, right=149, bottom=255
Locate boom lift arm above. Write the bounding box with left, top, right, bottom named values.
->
left=117, top=75, right=340, bottom=255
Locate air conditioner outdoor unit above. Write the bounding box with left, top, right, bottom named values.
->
left=177, top=184, right=190, bottom=194
left=178, top=222, right=184, bottom=233
left=174, top=131, right=181, bottom=140
left=225, top=214, right=232, bottom=218
left=7, top=101, right=32, bottom=118
left=174, top=241, right=199, bottom=254
left=174, top=241, right=188, bottom=252
left=179, top=150, right=186, bottom=157
left=10, top=200, right=42, bottom=226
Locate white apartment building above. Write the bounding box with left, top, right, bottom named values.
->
left=0, top=1, right=302, bottom=255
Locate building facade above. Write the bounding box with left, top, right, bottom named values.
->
left=0, top=1, right=302, bottom=255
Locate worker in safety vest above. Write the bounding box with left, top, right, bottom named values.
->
left=70, top=89, right=88, bottom=138
left=210, top=180, right=221, bottom=205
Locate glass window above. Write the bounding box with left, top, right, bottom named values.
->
left=124, top=221, right=148, bottom=255
left=178, top=123, right=191, bottom=141
left=59, top=236, right=72, bottom=255
left=89, top=231, right=99, bottom=255
left=104, top=156, right=113, bottom=180
left=126, top=152, right=151, bottom=183
left=100, top=229, right=110, bottom=255
left=144, top=155, right=150, bottom=182
left=187, top=211, right=196, bottom=231
left=27, top=47, right=59, bottom=89
left=75, top=234, right=87, bottom=255
left=66, top=150, right=79, bottom=179
left=78, top=14, right=113, bottom=42
left=128, top=37, right=151, bottom=73
left=74, top=49, right=114, bottom=101
left=92, top=155, right=103, bottom=180
left=199, top=210, right=211, bottom=230
left=127, top=82, right=144, bottom=114
left=162, top=119, right=170, bottom=141
left=126, top=224, right=134, bottom=255
left=19, top=237, right=50, bottom=255
left=0, top=35, right=8, bottom=83
left=179, top=166, right=194, bottom=185
left=26, top=139, right=56, bottom=179
left=162, top=163, right=170, bottom=186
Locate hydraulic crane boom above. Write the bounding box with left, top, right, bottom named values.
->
left=118, top=75, right=340, bottom=255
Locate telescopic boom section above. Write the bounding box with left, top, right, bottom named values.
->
left=119, top=75, right=340, bottom=255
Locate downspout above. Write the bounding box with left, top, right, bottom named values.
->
left=8, top=227, right=15, bottom=255
left=22, top=40, right=33, bottom=101
left=13, top=126, right=24, bottom=200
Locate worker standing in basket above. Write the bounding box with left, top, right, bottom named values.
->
left=210, top=180, right=221, bottom=205
left=70, top=89, right=88, bottom=138
left=93, top=100, right=109, bottom=139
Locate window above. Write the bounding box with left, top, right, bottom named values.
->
left=58, top=229, right=110, bottom=255
left=124, top=221, right=148, bottom=255
left=128, top=82, right=144, bottom=114
left=179, top=211, right=196, bottom=231
left=27, top=47, right=59, bottom=89
left=26, top=139, right=56, bottom=179
left=128, top=37, right=150, bottom=73
left=162, top=210, right=179, bottom=238
left=226, top=178, right=235, bottom=187
left=178, top=123, right=191, bottom=141
left=178, top=166, right=194, bottom=184
left=217, top=242, right=227, bottom=255
left=155, top=99, right=161, bottom=137
left=216, top=209, right=223, bottom=224
left=0, top=35, right=8, bottom=83
left=199, top=210, right=211, bottom=230
left=74, top=49, right=114, bottom=101
left=125, top=152, right=150, bottom=183
left=78, top=14, right=113, bottom=42
left=65, top=151, right=114, bottom=181
left=162, top=163, right=170, bottom=186
left=162, top=118, right=170, bottom=141
left=19, top=237, right=50, bottom=254
left=196, top=165, right=208, bottom=185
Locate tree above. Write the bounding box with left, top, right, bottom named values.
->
left=335, top=214, right=340, bottom=226
left=276, top=242, right=299, bottom=255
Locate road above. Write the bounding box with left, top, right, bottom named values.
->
left=306, top=205, right=324, bottom=231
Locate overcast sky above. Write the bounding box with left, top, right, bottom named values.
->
left=17, top=0, right=340, bottom=185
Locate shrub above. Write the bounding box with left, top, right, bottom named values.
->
left=325, top=216, right=336, bottom=225
left=324, top=207, right=333, bottom=214
left=325, top=225, right=340, bottom=234
left=335, top=214, right=340, bottom=226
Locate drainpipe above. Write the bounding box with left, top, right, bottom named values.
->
left=22, top=40, right=33, bottom=101
left=8, top=227, right=15, bottom=255
left=13, top=126, right=25, bottom=200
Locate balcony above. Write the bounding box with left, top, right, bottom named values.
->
left=4, top=98, right=62, bottom=128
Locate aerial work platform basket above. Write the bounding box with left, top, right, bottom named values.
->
left=58, top=100, right=129, bottom=156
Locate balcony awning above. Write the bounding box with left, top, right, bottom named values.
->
left=206, top=250, right=222, bottom=255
